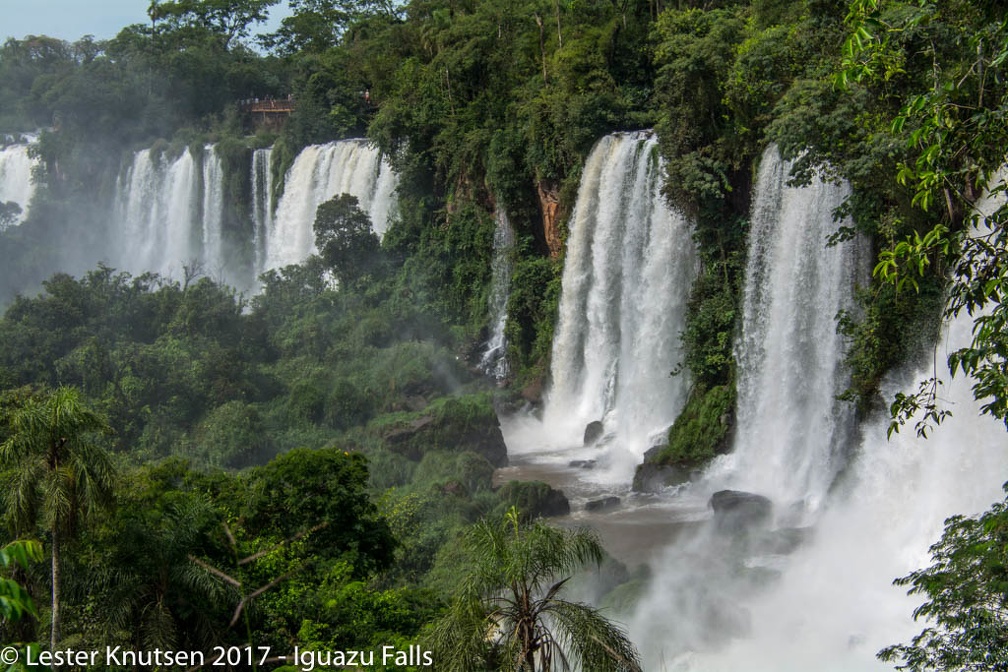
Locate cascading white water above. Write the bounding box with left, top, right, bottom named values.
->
left=251, top=147, right=273, bottom=275
left=541, top=131, right=698, bottom=470
left=0, top=142, right=39, bottom=227
left=200, top=145, right=225, bottom=276
left=480, top=207, right=516, bottom=380
left=630, top=151, right=1008, bottom=671
left=706, top=145, right=867, bottom=511
left=114, top=146, right=230, bottom=282
left=265, top=139, right=397, bottom=270
left=115, top=148, right=199, bottom=278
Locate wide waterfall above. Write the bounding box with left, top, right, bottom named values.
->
left=0, top=141, right=38, bottom=227
left=265, top=139, right=397, bottom=270
left=541, top=131, right=698, bottom=473
left=251, top=147, right=273, bottom=275
left=629, top=149, right=1008, bottom=670
left=480, top=207, right=515, bottom=380
left=707, top=145, right=868, bottom=510
left=113, top=145, right=229, bottom=282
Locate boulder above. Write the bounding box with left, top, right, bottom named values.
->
left=632, top=462, right=691, bottom=492
left=380, top=396, right=508, bottom=467
left=583, top=420, right=605, bottom=446
left=497, top=480, right=570, bottom=518
left=585, top=496, right=620, bottom=512
left=568, top=459, right=596, bottom=469
left=709, top=490, right=772, bottom=533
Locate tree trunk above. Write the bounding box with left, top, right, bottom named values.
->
left=50, top=525, right=61, bottom=657
left=534, top=14, right=548, bottom=84
left=554, top=0, right=562, bottom=48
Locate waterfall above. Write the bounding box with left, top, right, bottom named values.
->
left=251, top=147, right=273, bottom=275
left=542, top=131, right=698, bottom=467
left=0, top=142, right=38, bottom=227
left=114, top=146, right=229, bottom=282
left=115, top=148, right=199, bottom=278
left=200, top=145, right=225, bottom=276
left=629, top=150, right=1008, bottom=671
left=480, top=207, right=516, bottom=380
left=108, top=139, right=396, bottom=288
left=707, top=145, right=867, bottom=510
left=265, top=139, right=397, bottom=270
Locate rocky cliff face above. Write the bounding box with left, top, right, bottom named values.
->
left=537, top=180, right=563, bottom=258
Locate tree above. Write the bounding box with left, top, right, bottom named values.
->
left=0, top=202, right=21, bottom=232
left=261, top=0, right=383, bottom=54
left=838, top=0, right=1008, bottom=431
left=832, top=4, right=1008, bottom=668
left=313, top=193, right=383, bottom=290
left=0, top=386, right=115, bottom=651
left=426, top=508, right=642, bottom=672
left=879, top=490, right=1008, bottom=671
left=149, top=0, right=280, bottom=50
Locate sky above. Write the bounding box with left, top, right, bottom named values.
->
left=0, top=0, right=292, bottom=43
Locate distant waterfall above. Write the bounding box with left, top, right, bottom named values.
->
left=115, top=148, right=199, bottom=278
left=0, top=142, right=38, bottom=227
left=251, top=147, right=273, bottom=275
left=543, top=131, right=698, bottom=462
left=114, top=146, right=228, bottom=281
left=201, top=145, right=225, bottom=274
left=709, top=145, right=867, bottom=510
left=265, top=139, right=397, bottom=270
left=480, top=207, right=516, bottom=380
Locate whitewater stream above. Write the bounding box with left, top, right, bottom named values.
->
left=500, top=139, right=1008, bottom=671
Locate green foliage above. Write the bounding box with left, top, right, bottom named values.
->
left=0, top=540, right=42, bottom=622
left=380, top=487, right=485, bottom=587
left=656, top=383, right=735, bottom=470
left=244, top=447, right=396, bottom=576
left=505, top=256, right=563, bottom=381
left=314, top=193, right=384, bottom=289
left=192, top=400, right=276, bottom=468
left=652, top=6, right=748, bottom=209
left=833, top=0, right=1008, bottom=430
left=0, top=385, right=116, bottom=648
left=74, top=461, right=234, bottom=652
left=411, top=450, right=495, bottom=495
left=425, top=509, right=642, bottom=672
left=838, top=278, right=944, bottom=414
left=680, top=270, right=738, bottom=388
left=0, top=202, right=20, bottom=232
left=879, top=488, right=1008, bottom=671
left=151, top=0, right=280, bottom=50
left=1, top=386, right=115, bottom=537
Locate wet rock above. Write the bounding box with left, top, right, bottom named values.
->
left=381, top=397, right=508, bottom=467
left=583, top=420, right=605, bottom=446
left=585, top=496, right=621, bottom=512
left=632, top=462, right=691, bottom=492
left=521, top=377, right=544, bottom=405
left=568, top=459, right=596, bottom=469
left=709, top=490, right=772, bottom=533
left=497, top=480, right=570, bottom=518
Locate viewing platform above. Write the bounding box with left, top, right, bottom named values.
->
left=239, top=96, right=295, bottom=131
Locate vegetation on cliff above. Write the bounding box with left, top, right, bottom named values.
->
left=2, top=0, right=1008, bottom=667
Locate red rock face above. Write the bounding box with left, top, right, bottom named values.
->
left=537, top=180, right=563, bottom=258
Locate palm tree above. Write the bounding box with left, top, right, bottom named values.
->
left=1, top=386, right=115, bottom=651
left=427, top=507, right=642, bottom=672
